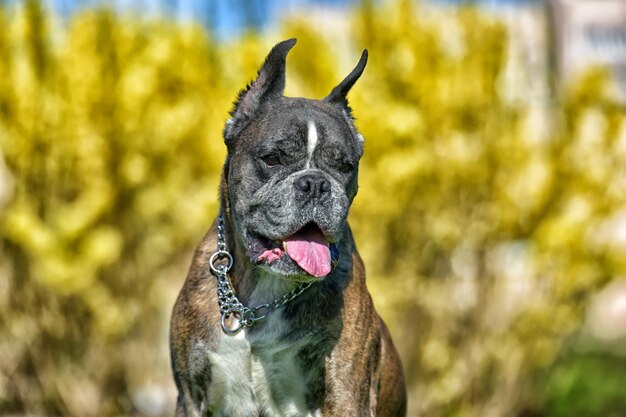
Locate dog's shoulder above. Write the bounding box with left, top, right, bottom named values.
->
left=170, top=222, right=222, bottom=374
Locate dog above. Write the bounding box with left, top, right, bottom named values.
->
left=170, top=38, right=406, bottom=417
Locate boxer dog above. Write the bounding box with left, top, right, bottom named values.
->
left=170, top=39, right=406, bottom=417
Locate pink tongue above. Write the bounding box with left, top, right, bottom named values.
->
left=284, top=227, right=331, bottom=278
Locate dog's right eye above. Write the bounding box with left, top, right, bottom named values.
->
left=260, top=153, right=281, bottom=167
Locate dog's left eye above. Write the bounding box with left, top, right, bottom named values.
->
left=260, top=153, right=281, bottom=167
left=338, top=158, right=354, bottom=173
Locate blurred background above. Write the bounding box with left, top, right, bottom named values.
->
left=1, top=0, right=625, bottom=416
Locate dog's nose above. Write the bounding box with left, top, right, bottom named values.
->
left=294, top=174, right=331, bottom=201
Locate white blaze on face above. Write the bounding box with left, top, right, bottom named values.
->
left=306, top=120, right=318, bottom=169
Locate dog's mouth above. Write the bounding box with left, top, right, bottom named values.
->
left=247, top=222, right=339, bottom=278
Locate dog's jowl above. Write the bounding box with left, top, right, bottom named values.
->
left=170, top=39, right=407, bottom=417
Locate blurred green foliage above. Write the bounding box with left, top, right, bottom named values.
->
left=540, top=350, right=626, bottom=417
left=0, top=0, right=624, bottom=416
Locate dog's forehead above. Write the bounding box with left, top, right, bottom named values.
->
left=257, top=98, right=354, bottom=144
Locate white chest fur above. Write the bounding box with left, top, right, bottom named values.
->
left=205, top=315, right=320, bottom=417
left=204, top=276, right=322, bottom=417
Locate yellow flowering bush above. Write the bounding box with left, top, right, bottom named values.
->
left=0, top=1, right=624, bottom=415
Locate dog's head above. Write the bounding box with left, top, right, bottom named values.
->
left=222, top=39, right=367, bottom=281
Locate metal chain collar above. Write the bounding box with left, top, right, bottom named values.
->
left=209, top=214, right=313, bottom=336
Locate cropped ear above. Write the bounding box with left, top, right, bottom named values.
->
left=224, top=38, right=297, bottom=142
left=323, top=49, right=368, bottom=115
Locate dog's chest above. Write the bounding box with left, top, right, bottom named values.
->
left=204, top=313, right=322, bottom=417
